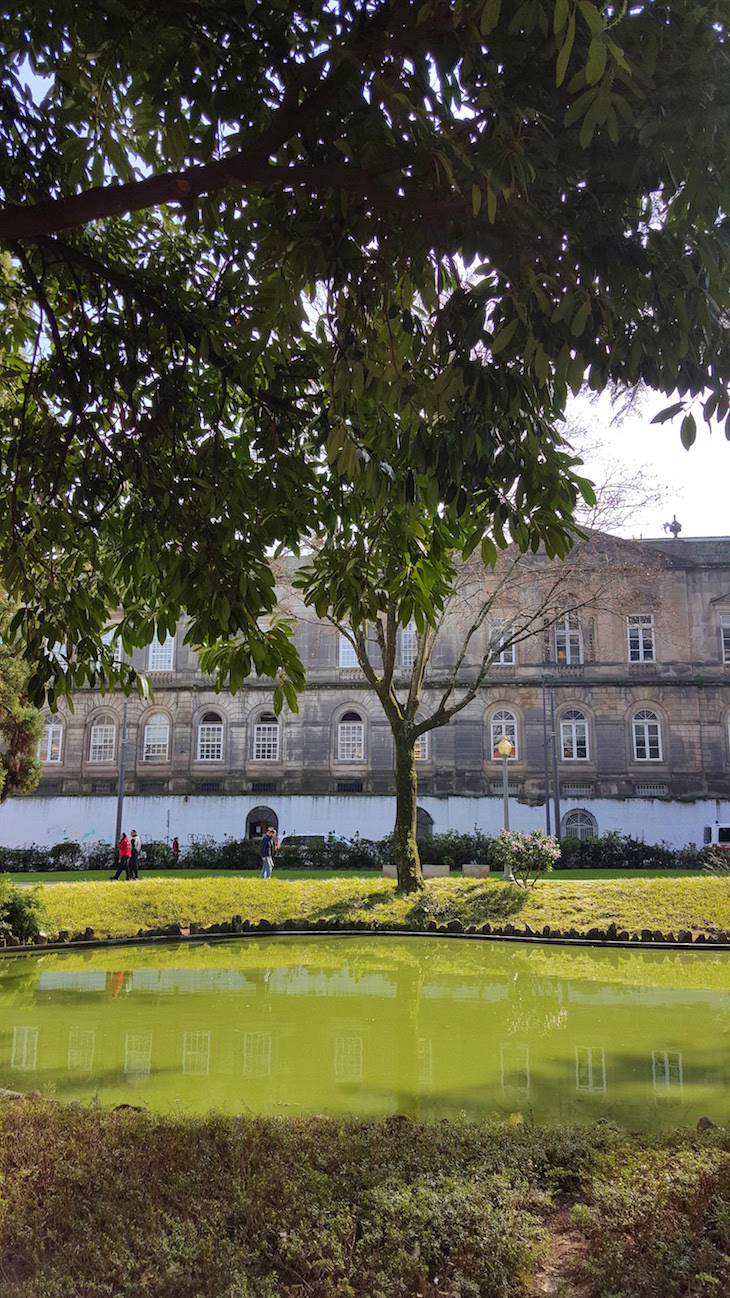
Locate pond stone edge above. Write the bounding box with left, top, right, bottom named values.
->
left=1, top=916, right=729, bottom=956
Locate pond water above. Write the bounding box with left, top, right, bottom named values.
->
left=0, top=936, right=728, bottom=1129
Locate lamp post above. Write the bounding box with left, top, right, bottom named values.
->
left=496, top=734, right=514, bottom=880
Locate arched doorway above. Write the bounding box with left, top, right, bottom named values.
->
left=416, top=807, right=434, bottom=838
left=246, top=805, right=279, bottom=839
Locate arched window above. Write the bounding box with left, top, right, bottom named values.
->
left=38, top=719, right=63, bottom=763
left=88, top=713, right=116, bottom=764
left=142, top=714, right=170, bottom=763
left=562, top=809, right=598, bottom=841
left=253, top=713, right=280, bottom=762
left=197, top=712, right=224, bottom=762
left=338, top=711, right=364, bottom=762
left=490, top=709, right=518, bottom=760
left=632, top=709, right=662, bottom=761
left=561, top=709, right=589, bottom=761
left=416, top=807, right=434, bottom=838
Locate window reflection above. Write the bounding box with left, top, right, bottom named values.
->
left=575, top=1046, right=606, bottom=1094
left=243, top=1032, right=271, bottom=1078
left=124, top=1032, right=152, bottom=1078
left=11, top=1026, right=38, bottom=1071
left=500, top=1043, right=530, bottom=1095
left=334, top=1035, right=363, bottom=1084
left=68, top=1028, right=95, bottom=1072
left=183, top=1031, right=211, bottom=1076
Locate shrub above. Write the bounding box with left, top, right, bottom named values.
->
left=84, top=841, right=116, bottom=871
left=48, top=840, right=84, bottom=870
left=0, top=875, right=48, bottom=940
left=141, top=839, right=176, bottom=869
left=557, top=831, right=678, bottom=871
left=0, top=843, right=49, bottom=873
left=490, top=830, right=560, bottom=888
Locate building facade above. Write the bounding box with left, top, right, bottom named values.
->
left=4, top=534, right=730, bottom=849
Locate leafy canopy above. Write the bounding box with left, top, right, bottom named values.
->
left=0, top=0, right=728, bottom=703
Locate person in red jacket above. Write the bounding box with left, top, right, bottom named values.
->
left=110, top=833, right=132, bottom=881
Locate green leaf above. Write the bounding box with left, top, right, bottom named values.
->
left=471, top=183, right=482, bottom=216
left=571, top=302, right=591, bottom=336
left=585, top=38, right=607, bottom=85
left=680, top=413, right=697, bottom=450
left=491, top=318, right=519, bottom=353
left=556, top=11, right=575, bottom=86
left=651, top=402, right=685, bottom=425
left=553, top=0, right=569, bottom=35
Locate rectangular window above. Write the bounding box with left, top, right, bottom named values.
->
left=338, top=722, right=364, bottom=762
left=561, top=717, right=588, bottom=760
left=652, top=1050, right=683, bottom=1096
left=334, top=1035, right=363, bottom=1084
left=243, top=1031, right=271, bottom=1078
left=336, top=780, right=363, bottom=793
left=414, top=733, right=429, bottom=761
left=554, top=615, right=583, bottom=665
left=253, top=723, right=279, bottom=761
left=575, top=1046, right=606, bottom=1094
left=338, top=635, right=358, bottom=668
left=500, top=1043, right=530, bottom=1095
left=68, top=1028, right=95, bottom=1072
left=633, top=718, right=662, bottom=761
left=11, top=1026, right=38, bottom=1071
left=38, top=723, right=63, bottom=763
left=124, top=1032, right=152, bottom=1078
left=101, top=628, right=124, bottom=663
left=489, top=620, right=515, bottom=665
left=400, top=624, right=417, bottom=669
left=627, top=614, right=655, bottom=663
left=197, top=724, right=223, bottom=762
left=721, top=617, right=730, bottom=663
left=89, top=724, right=115, bottom=764
left=183, top=1031, right=211, bottom=1076
left=148, top=632, right=174, bottom=673
left=142, top=720, right=169, bottom=762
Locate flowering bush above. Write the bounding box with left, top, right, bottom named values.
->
left=491, top=830, right=561, bottom=889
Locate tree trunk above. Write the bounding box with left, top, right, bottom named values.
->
left=392, top=729, right=424, bottom=893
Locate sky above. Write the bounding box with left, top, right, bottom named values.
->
left=569, top=390, right=729, bottom=540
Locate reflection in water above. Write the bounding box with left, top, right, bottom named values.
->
left=0, top=937, right=728, bottom=1130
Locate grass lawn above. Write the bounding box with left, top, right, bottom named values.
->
left=12, top=865, right=701, bottom=884
left=34, top=873, right=730, bottom=939
left=1, top=1098, right=728, bottom=1298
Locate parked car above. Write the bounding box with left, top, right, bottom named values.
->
left=279, top=832, right=352, bottom=852
left=703, top=824, right=730, bottom=845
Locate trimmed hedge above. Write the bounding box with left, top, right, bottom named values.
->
left=0, top=829, right=728, bottom=873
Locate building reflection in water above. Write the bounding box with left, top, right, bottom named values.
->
left=0, top=938, right=727, bottom=1130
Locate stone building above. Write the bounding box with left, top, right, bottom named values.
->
left=3, top=533, right=730, bottom=849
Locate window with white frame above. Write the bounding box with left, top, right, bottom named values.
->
left=338, top=635, right=358, bottom=668
left=562, top=809, right=598, bottom=841
left=490, top=709, right=518, bottom=759
left=652, top=1050, right=683, bottom=1096
left=197, top=712, right=224, bottom=762
left=243, top=1031, right=272, bottom=1078
left=101, top=627, right=124, bottom=663
left=68, top=1028, right=95, bottom=1072
left=148, top=631, right=175, bottom=672
left=561, top=708, right=589, bottom=760
left=338, top=711, right=364, bottom=761
left=88, top=713, right=116, bottom=763
left=38, top=719, right=63, bottom=763
left=11, top=1026, right=38, bottom=1071
left=183, top=1031, right=211, bottom=1076
left=253, top=713, right=279, bottom=761
left=632, top=709, right=662, bottom=761
left=124, top=1031, right=152, bottom=1077
left=400, top=622, right=418, bottom=668
left=142, top=714, right=170, bottom=762
left=334, top=1034, right=363, bottom=1084
left=489, top=619, right=515, bottom=665
left=414, top=731, right=429, bottom=761
left=627, top=614, right=655, bottom=663
left=575, top=1046, right=606, bottom=1094
left=500, top=1043, right=530, bottom=1094
left=721, top=616, right=730, bottom=663
left=554, top=614, right=583, bottom=665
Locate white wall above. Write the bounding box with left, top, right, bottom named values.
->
left=1, top=794, right=728, bottom=850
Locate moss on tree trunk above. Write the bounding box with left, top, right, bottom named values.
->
left=393, top=730, right=423, bottom=893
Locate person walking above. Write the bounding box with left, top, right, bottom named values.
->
left=171, top=836, right=180, bottom=865
left=259, top=826, right=276, bottom=879
left=111, top=833, right=132, bottom=881
left=130, top=829, right=142, bottom=880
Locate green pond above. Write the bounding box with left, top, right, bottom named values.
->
left=0, top=936, right=728, bottom=1129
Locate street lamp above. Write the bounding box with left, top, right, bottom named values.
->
left=496, top=735, right=515, bottom=880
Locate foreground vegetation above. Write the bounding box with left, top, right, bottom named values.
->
left=34, top=875, right=730, bottom=941
left=0, top=1098, right=728, bottom=1298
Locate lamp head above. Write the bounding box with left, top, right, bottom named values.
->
left=496, top=736, right=514, bottom=758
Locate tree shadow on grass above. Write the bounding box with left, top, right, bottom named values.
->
left=307, top=882, right=527, bottom=928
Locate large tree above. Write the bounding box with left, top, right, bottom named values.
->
left=0, top=600, right=44, bottom=802
left=0, top=0, right=729, bottom=708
